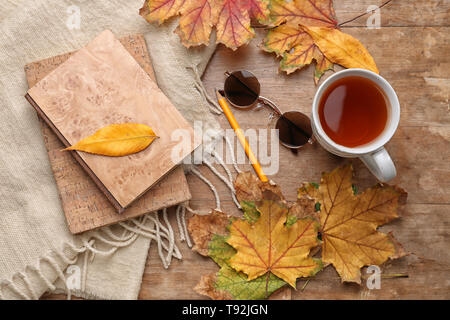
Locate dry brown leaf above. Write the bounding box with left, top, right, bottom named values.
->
left=187, top=210, right=231, bottom=256
left=299, top=165, right=407, bottom=283
left=289, top=197, right=318, bottom=221
left=64, top=123, right=158, bottom=157
left=234, top=171, right=284, bottom=203
left=194, top=273, right=233, bottom=300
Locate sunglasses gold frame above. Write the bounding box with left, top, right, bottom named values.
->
left=223, top=70, right=313, bottom=150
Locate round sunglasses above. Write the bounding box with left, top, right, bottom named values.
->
left=223, top=70, right=313, bottom=150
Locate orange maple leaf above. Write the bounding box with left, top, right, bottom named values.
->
left=140, top=0, right=270, bottom=50
left=263, top=0, right=379, bottom=82
left=262, top=0, right=337, bottom=83
left=269, top=0, right=338, bottom=28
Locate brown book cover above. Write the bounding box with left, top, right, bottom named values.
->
left=26, top=30, right=199, bottom=213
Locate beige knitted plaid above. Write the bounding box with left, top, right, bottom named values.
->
left=0, top=0, right=219, bottom=299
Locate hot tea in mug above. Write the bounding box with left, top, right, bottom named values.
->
left=311, top=69, right=400, bottom=182
left=318, top=76, right=388, bottom=147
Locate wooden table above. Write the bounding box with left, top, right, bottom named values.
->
left=47, top=0, right=450, bottom=300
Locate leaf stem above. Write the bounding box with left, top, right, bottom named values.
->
left=300, top=279, right=310, bottom=291
left=338, top=0, right=394, bottom=27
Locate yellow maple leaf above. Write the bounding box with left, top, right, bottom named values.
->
left=227, top=194, right=322, bottom=288
left=302, top=26, right=379, bottom=74
left=299, top=165, right=406, bottom=283
left=64, top=123, right=158, bottom=157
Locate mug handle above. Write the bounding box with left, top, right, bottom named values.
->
left=360, top=147, right=396, bottom=182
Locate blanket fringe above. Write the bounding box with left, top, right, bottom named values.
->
left=188, top=64, right=223, bottom=115
left=0, top=71, right=242, bottom=300
left=0, top=211, right=183, bottom=300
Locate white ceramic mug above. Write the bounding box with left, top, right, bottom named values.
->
left=311, top=68, right=400, bottom=182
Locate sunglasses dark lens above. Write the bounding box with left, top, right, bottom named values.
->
left=276, top=111, right=312, bottom=148
left=224, top=70, right=260, bottom=107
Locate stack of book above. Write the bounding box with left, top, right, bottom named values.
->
left=25, top=30, right=199, bottom=233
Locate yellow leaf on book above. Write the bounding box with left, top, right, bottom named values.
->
left=302, top=26, right=379, bottom=74
left=64, top=123, right=158, bottom=157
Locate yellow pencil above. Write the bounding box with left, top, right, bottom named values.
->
left=216, top=89, right=268, bottom=182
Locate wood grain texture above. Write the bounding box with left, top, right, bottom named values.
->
left=138, top=19, right=450, bottom=299
left=25, top=34, right=192, bottom=234
left=27, top=30, right=198, bottom=209
left=43, top=0, right=450, bottom=300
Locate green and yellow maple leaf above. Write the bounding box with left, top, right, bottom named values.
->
left=195, top=232, right=287, bottom=300
left=189, top=210, right=287, bottom=300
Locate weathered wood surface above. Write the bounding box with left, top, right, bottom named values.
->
left=25, top=34, right=192, bottom=234
left=138, top=1, right=450, bottom=300
left=45, top=0, right=450, bottom=299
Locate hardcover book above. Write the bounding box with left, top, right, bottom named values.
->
left=26, top=30, right=198, bottom=213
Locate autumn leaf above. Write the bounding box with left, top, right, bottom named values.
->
left=262, top=0, right=379, bottom=83
left=64, top=123, right=158, bottom=157
left=196, top=262, right=287, bottom=300
left=188, top=210, right=232, bottom=258
left=269, top=0, right=338, bottom=28
left=312, top=47, right=334, bottom=84
left=227, top=193, right=322, bottom=288
left=140, top=0, right=270, bottom=50
left=302, top=26, right=379, bottom=74
left=262, top=24, right=333, bottom=84
left=261, top=24, right=306, bottom=56
left=262, top=0, right=337, bottom=83
left=141, top=0, right=186, bottom=24
left=299, top=165, right=407, bottom=283
left=142, top=0, right=381, bottom=82
left=234, top=171, right=284, bottom=203
left=283, top=37, right=332, bottom=82
left=194, top=235, right=287, bottom=300
left=246, top=0, right=271, bottom=24
left=175, top=0, right=218, bottom=47
left=189, top=210, right=286, bottom=300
